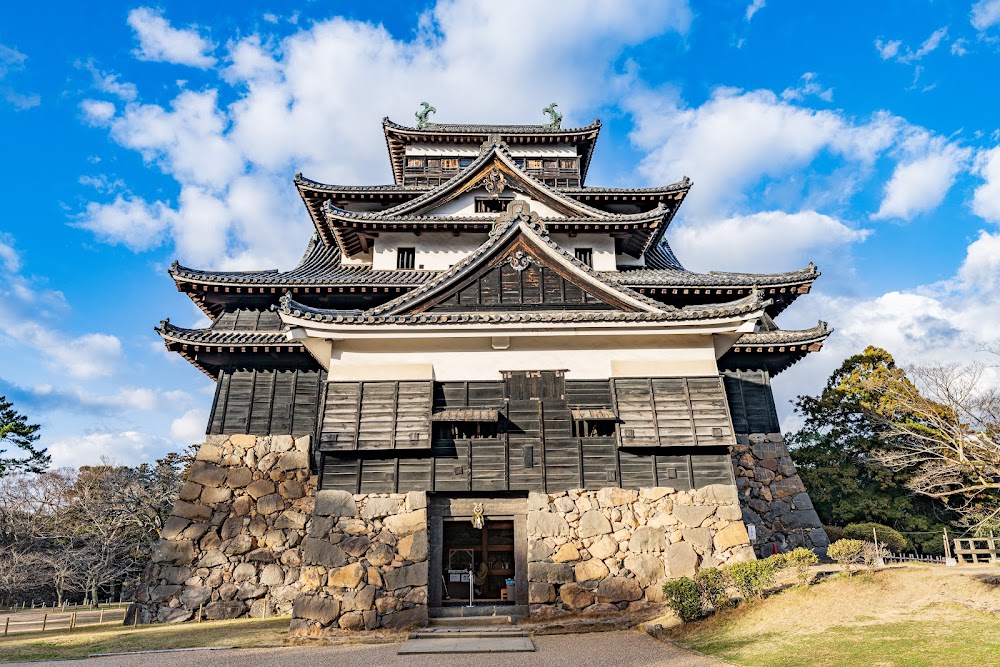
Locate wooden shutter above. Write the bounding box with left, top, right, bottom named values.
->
left=319, top=382, right=361, bottom=451
left=688, top=377, right=735, bottom=446
left=614, top=376, right=736, bottom=448
left=395, top=381, right=433, bottom=449
left=291, top=370, right=321, bottom=435
left=320, top=381, right=432, bottom=451
left=248, top=370, right=274, bottom=434
left=613, top=379, right=657, bottom=447
left=222, top=370, right=253, bottom=433
left=269, top=370, right=296, bottom=434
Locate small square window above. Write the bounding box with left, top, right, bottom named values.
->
left=441, top=158, right=459, bottom=169
left=575, top=248, right=593, bottom=267
left=406, top=157, right=424, bottom=168
left=397, top=247, right=416, bottom=270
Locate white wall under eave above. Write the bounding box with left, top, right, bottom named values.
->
left=323, top=333, right=722, bottom=381
left=429, top=189, right=563, bottom=218
left=548, top=233, right=616, bottom=271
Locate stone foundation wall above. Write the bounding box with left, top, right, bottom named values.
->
left=526, top=485, right=754, bottom=618
left=289, top=490, right=429, bottom=635
left=730, top=433, right=829, bottom=556
left=135, top=434, right=316, bottom=623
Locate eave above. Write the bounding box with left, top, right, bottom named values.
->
left=383, top=117, right=602, bottom=185
left=155, top=319, right=307, bottom=378
left=720, top=321, right=833, bottom=375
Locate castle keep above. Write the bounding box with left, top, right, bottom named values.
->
left=138, top=110, right=830, bottom=631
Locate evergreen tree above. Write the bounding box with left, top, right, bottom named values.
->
left=0, top=395, right=49, bottom=476
left=788, top=347, right=950, bottom=553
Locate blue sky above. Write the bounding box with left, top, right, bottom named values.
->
left=3, top=0, right=1000, bottom=467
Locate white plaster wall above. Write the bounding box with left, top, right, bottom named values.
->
left=616, top=252, right=646, bottom=268
left=341, top=250, right=373, bottom=266
left=406, top=142, right=576, bottom=158
left=373, top=232, right=489, bottom=271
left=548, top=233, right=616, bottom=271
left=325, top=333, right=721, bottom=381
left=429, top=189, right=562, bottom=218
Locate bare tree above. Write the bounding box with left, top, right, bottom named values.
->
left=870, top=362, right=1000, bottom=531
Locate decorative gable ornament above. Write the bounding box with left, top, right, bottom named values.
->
left=480, top=167, right=507, bottom=198
left=508, top=250, right=534, bottom=272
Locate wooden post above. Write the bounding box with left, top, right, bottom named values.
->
left=70, top=611, right=76, bottom=630
left=4, top=617, right=8, bottom=636
left=198, top=603, right=203, bottom=623
left=943, top=527, right=952, bottom=560
left=99, top=609, right=105, bottom=624
left=41, top=614, right=47, bottom=632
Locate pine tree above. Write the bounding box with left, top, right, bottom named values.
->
left=0, top=396, right=50, bottom=476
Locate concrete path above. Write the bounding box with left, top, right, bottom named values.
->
left=12, top=630, right=726, bottom=666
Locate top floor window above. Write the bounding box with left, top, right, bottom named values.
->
left=397, top=247, right=416, bottom=270
left=575, top=248, right=593, bottom=267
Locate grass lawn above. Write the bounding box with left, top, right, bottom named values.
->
left=0, top=616, right=292, bottom=663
left=661, top=567, right=1000, bottom=667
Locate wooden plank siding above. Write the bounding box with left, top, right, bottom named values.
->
left=721, top=369, right=782, bottom=434
left=427, top=255, right=614, bottom=312
left=318, top=381, right=434, bottom=451
left=208, top=367, right=326, bottom=438
left=614, top=377, right=736, bottom=448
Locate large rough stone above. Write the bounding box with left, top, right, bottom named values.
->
left=629, top=526, right=667, bottom=553
left=277, top=450, right=309, bottom=471
left=713, top=522, right=751, bottom=552
left=384, top=509, right=427, bottom=537
left=528, top=582, right=555, bottom=603
left=783, top=509, right=822, bottom=529
left=596, top=487, right=638, bottom=508
left=301, top=538, right=346, bottom=568
left=577, top=510, right=613, bottom=538
left=527, top=511, right=570, bottom=537
left=380, top=606, right=428, bottom=630
left=588, top=535, right=618, bottom=560
left=340, top=536, right=370, bottom=558
left=157, top=607, right=192, bottom=624
left=673, top=504, right=716, bottom=528
left=172, top=501, right=212, bottom=522
left=624, top=554, right=664, bottom=587
left=293, top=594, right=340, bottom=625
left=222, top=534, right=254, bottom=556
left=559, top=582, right=594, bottom=610
left=198, top=549, right=228, bottom=568
left=682, top=527, right=713, bottom=552
left=314, top=490, right=358, bottom=517
left=528, top=562, right=574, bottom=584
left=696, top=484, right=740, bottom=505
left=225, top=467, right=253, bottom=488
left=361, top=497, right=401, bottom=519
left=528, top=540, right=554, bottom=561
left=188, top=462, right=228, bottom=487
left=551, top=543, right=580, bottom=563
left=383, top=561, right=428, bottom=591
left=397, top=531, right=428, bottom=562
left=160, top=516, right=190, bottom=540
left=328, top=562, right=366, bottom=589
left=406, top=491, right=427, bottom=511
left=574, top=558, right=610, bottom=583
left=257, top=494, right=285, bottom=515
left=259, top=563, right=285, bottom=586
left=195, top=443, right=223, bottom=463
left=275, top=510, right=307, bottom=530
left=665, top=541, right=698, bottom=578
left=595, top=577, right=642, bottom=603
left=342, top=585, right=377, bottom=611
left=338, top=611, right=366, bottom=630
left=366, top=543, right=395, bottom=566
left=203, top=600, right=247, bottom=620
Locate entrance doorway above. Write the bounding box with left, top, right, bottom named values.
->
left=441, top=519, right=515, bottom=604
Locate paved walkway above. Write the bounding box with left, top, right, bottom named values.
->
left=14, top=630, right=725, bottom=666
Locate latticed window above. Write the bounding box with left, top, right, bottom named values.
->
left=406, top=157, right=424, bottom=168
left=397, top=247, right=416, bottom=270
left=441, top=158, right=459, bottom=169
left=575, top=248, right=593, bottom=267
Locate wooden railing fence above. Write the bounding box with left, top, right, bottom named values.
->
left=953, top=537, right=1000, bottom=564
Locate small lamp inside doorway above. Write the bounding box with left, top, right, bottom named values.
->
left=471, top=503, right=485, bottom=529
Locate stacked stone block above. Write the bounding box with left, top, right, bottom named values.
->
left=730, top=433, right=829, bottom=555
left=135, top=434, right=317, bottom=623
left=289, top=490, right=429, bottom=635
left=526, top=485, right=754, bottom=618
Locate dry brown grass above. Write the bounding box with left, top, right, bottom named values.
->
left=654, top=565, right=1000, bottom=667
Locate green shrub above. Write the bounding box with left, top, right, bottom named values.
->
left=828, top=539, right=865, bottom=573
left=843, top=523, right=909, bottom=553
left=724, top=558, right=780, bottom=600
left=662, top=577, right=706, bottom=622
left=824, top=525, right=845, bottom=543
left=783, top=547, right=819, bottom=585
left=694, top=567, right=730, bottom=610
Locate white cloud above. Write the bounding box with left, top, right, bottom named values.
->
left=127, top=7, right=217, bottom=68
left=80, top=99, right=116, bottom=126
left=873, top=141, right=971, bottom=220
left=972, top=0, right=1000, bottom=30
left=77, top=59, right=137, bottom=101
left=628, top=86, right=900, bottom=217
left=0, top=237, right=21, bottom=273
left=874, top=38, right=902, bottom=60
left=745, top=0, right=765, bottom=21
left=0, top=43, right=40, bottom=110
left=898, top=27, right=948, bottom=64
left=44, top=431, right=174, bottom=468
left=972, top=145, right=1000, bottom=223
left=671, top=210, right=869, bottom=273
left=951, top=39, right=969, bottom=56
left=170, top=408, right=209, bottom=443
left=75, top=195, right=172, bottom=251
left=83, top=0, right=694, bottom=269
left=780, top=72, right=833, bottom=103
left=30, top=384, right=159, bottom=412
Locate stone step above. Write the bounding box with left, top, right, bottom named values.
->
left=428, top=616, right=514, bottom=627
left=412, top=628, right=527, bottom=638
left=429, top=604, right=528, bottom=619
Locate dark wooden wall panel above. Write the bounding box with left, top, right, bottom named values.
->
left=209, top=367, right=324, bottom=437
left=722, top=370, right=781, bottom=434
